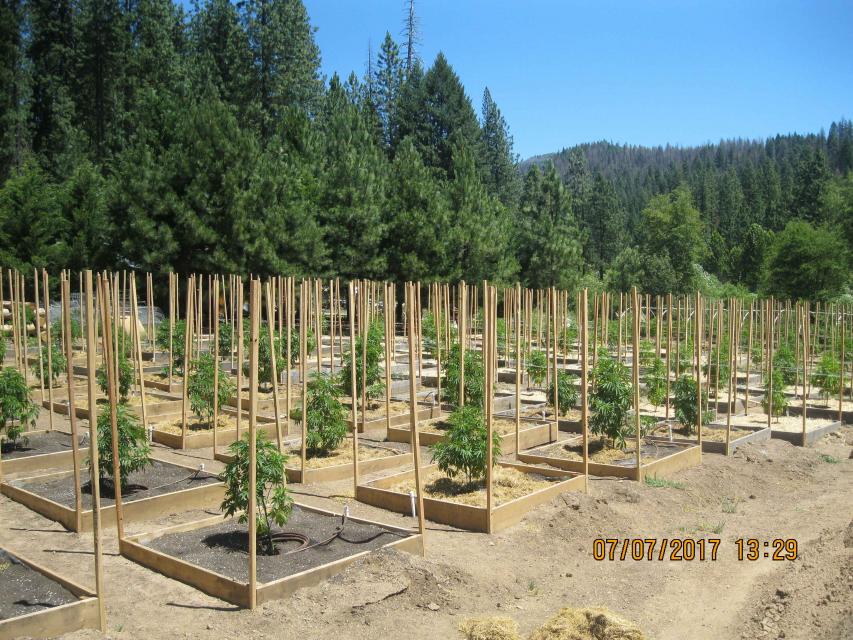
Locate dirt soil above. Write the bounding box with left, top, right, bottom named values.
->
left=0, top=428, right=850, bottom=639
left=146, top=507, right=407, bottom=583
left=0, top=549, right=78, bottom=620
left=0, top=430, right=79, bottom=458
left=8, top=460, right=219, bottom=509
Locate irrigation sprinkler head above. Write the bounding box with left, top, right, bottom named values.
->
left=198, top=463, right=205, bottom=472
left=409, top=491, right=417, bottom=518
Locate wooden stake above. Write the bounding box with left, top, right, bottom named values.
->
left=300, top=280, right=308, bottom=474
left=265, top=280, right=282, bottom=451
left=247, top=279, right=260, bottom=610
left=84, top=271, right=107, bottom=632
left=581, top=288, right=589, bottom=492
left=406, top=283, right=426, bottom=548
left=130, top=274, right=148, bottom=438
left=348, top=281, right=359, bottom=492
left=236, top=278, right=244, bottom=440
left=61, top=275, right=83, bottom=530
left=631, top=287, right=641, bottom=481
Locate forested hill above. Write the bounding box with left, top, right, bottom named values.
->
left=0, top=1, right=850, bottom=302
left=523, top=125, right=853, bottom=233
left=519, top=124, right=853, bottom=298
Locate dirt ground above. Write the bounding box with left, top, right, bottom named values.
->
left=1, top=425, right=850, bottom=640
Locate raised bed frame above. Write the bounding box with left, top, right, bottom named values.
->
left=356, top=461, right=584, bottom=533
left=386, top=416, right=556, bottom=456
left=0, top=547, right=99, bottom=640
left=647, top=422, right=771, bottom=455
left=0, top=428, right=76, bottom=478
left=150, top=409, right=277, bottom=450
left=118, top=504, right=423, bottom=608
left=0, top=457, right=225, bottom=532
left=770, top=420, right=845, bottom=446
left=517, top=439, right=701, bottom=481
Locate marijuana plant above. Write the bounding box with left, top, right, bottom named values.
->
left=430, top=405, right=502, bottom=484
left=188, top=353, right=236, bottom=427
left=156, top=319, right=186, bottom=374
left=673, top=375, right=712, bottom=435
left=442, top=344, right=486, bottom=408
left=589, top=356, right=632, bottom=449
left=548, top=371, right=578, bottom=416
left=645, top=357, right=667, bottom=413
left=220, top=431, right=294, bottom=555
left=0, top=368, right=37, bottom=451
left=96, top=404, right=152, bottom=487
left=338, top=319, right=385, bottom=407
left=811, top=352, right=841, bottom=406
left=773, top=344, right=796, bottom=386
left=97, top=353, right=134, bottom=403
left=39, top=342, right=67, bottom=387
left=291, top=373, right=348, bottom=456
left=526, top=349, right=547, bottom=388
left=761, top=368, right=787, bottom=421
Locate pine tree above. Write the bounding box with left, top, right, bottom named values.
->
left=243, top=0, right=324, bottom=134
left=586, top=173, right=624, bottom=277
left=316, top=74, right=387, bottom=279
left=480, top=87, right=519, bottom=207
left=27, top=0, right=78, bottom=173
left=0, top=0, right=28, bottom=181
left=385, top=138, right=450, bottom=283
left=517, top=163, right=583, bottom=290
left=373, top=32, right=404, bottom=148
left=75, top=0, right=127, bottom=160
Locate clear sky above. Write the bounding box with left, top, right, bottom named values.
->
left=302, top=0, right=852, bottom=159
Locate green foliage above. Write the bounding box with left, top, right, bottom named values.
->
left=338, top=319, right=385, bottom=405
left=638, top=340, right=656, bottom=367
left=242, top=325, right=286, bottom=388
left=97, top=354, right=134, bottom=403
left=430, top=405, right=502, bottom=484
left=548, top=371, right=578, bottom=416
left=645, top=357, right=668, bottom=410
left=96, top=404, right=151, bottom=487
left=762, top=369, right=788, bottom=419
left=810, top=353, right=841, bottom=405
left=0, top=368, right=37, bottom=448
left=526, top=349, right=547, bottom=388
left=704, top=339, right=730, bottom=388
left=188, top=354, right=236, bottom=427
left=442, top=344, right=486, bottom=408
left=39, top=342, right=66, bottom=386
left=589, top=356, right=632, bottom=449
left=287, top=327, right=317, bottom=367
left=220, top=431, right=294, bottom=555
left=52, top=315, right=81, bottom=345
left=422, top=310, right=456, bottom=351
left=773, top=345, right=797, bottom=386
left=673, top=375, right=712, bottom=435
left=156, top=320, right=186, bottom=374
left=218, top=322, right=234, bottom=357
left=291, top=374, right=348, bottom=456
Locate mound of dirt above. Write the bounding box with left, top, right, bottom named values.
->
left=460, top=616, right=521, bottom=640
left=528, top=607, right=646, bottom=640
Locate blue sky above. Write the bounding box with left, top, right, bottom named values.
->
left=188, top=1, right=853, bottom=159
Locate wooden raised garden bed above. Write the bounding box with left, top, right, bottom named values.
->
left=517, top=435, right=701, bottom=480
left=646, top=421, right=771, bottom=455
left=386, top=415, right=556, bottom=455
left=0, top=547, right=99, bottom=640
left=150, top=410, right=279, bottom=450
left=0, top=457, right=224, bottom=532
left=356, top=461, right=584, bottom=533
left=0, top=430, right=80, bottom=477
left=118, top=504, right=422, bottom=608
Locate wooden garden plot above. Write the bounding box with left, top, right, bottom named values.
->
left=356, top=461, right=583, bottom=533
left=43, top=390, right=183, bottom=421
left=0, top=429, right=80, bottom=477
left=151, top=409, right=278, bottom=450
left=386, top=413, right=556, bottom=455
left=721, top=412, right=845, bottom=446
left=0, top=457, right=224, bottom=532
left=517, top=433, right=700, bottom=481
left=644, top=420, right=771, bottom=455
left=345, top=396, right=440, bottom=433
left=118, top=504, right=422, bottom=608
left=216, top=435, right=411, bottom=484
left=0, top=547, right=100, bottom=640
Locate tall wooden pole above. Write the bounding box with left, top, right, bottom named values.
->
left=406, top=283, right=426, bottom=549
left=130, top=274, right=148, bottom=437
left=61, top=275, right=83, bottom=530
left=84, top=271, right=106, bottom=632
left=42, top=271, right=56, bottom=431
left=248, top=279, right=260, bottom=610
left=581, top=288, right=589, bottom=491
left=349, top=281, right=359, bottom=493
left=632, top=287, right=641, bottom=481
left=485, top=284, right=494, bottom=533
left=265, top=280, right=282, bottom=451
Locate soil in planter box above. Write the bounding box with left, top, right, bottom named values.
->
left=145, top=506, right=407, bottom=583
left=11, top=460, right=220, bottom=509
left=154, top=414, right=285, bottom=436
left=0, top=430, right=80, bottom=459
left=730, top=414, right=838, bottom=433
left=289, top=438, right=403, bottom=470
left=418, top=417, right=541, bottom=437
left=533, top=437, right=656, bottom=465
left=340, top=398, right=412, bottom=421
left=391, top=466, right=557, bottom=507
left=0, top=550, right=78, bottom=620
left=649, top=423, right=753, bottom=442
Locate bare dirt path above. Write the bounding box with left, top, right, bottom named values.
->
left=1, top=428, right=850, bottom=639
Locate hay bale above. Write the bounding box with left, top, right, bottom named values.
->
left=528, top=607, right=646, bottom=640
left=459, top=616, right=521, bottom=640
